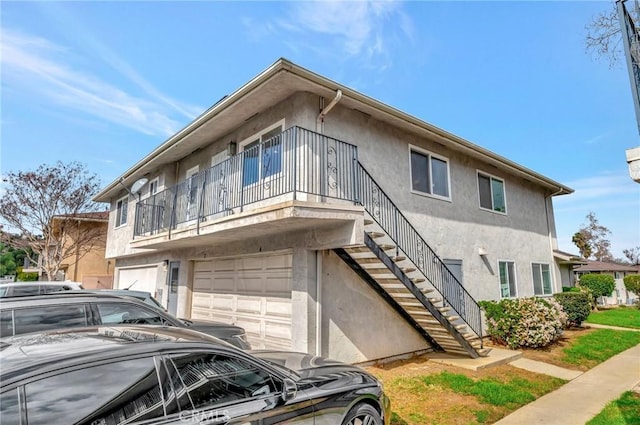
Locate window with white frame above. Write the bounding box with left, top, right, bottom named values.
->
left=240, top=122, right=284, bottom=186
left=115, top=196, right=128, bottom=227
left=532, top=263, right=553, bottom=296
left=409, top=147, right=450, bottom=199
left=498, top=260, right=517, bottom=298
left=478, top=172, right=506, bottom=213
left=148, top=178, right=159, bottom=196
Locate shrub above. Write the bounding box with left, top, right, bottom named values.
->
left=562, top=286, right=580, bottom=293
left=578, top=274, right=615, bottom=303
left=16, top=271, right=38, bottom=281
left=480, top=297, right=568, bottom=349
left=554, top=292, right=591, bottom=327
left=623, top=274, right=640, bottom=296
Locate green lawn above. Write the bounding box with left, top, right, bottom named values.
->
left=586, top=307, right=640, bottom=329
left=562, top=329, right=640, bottom=368
left=586, top=391, right=640, bottom=425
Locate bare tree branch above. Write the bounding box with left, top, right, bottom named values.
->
left=0, top=161, right=105, bottom=280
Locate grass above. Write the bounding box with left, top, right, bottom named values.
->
left=586, top=391, right=640, bottom=425
left=562, top=329, right=640, bottom=368
left=383, top=368, right=565, bottom=425
left=585, top=307, right=640, bottom=329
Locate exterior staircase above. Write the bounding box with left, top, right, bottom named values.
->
left=335, top=164, right=490, bottom=358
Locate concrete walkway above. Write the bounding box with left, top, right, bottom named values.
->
left=584, top=322, right=640, bottom=332
left=494, top=343, right=640, bottom=425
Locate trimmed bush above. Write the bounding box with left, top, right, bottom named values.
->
left=16, top=271, right=38, bottom=281
left=578, top=274, right=615, bottom=303
left=562, top=286, right=580, bottom=293
left=624, top=274, right=640, bottom=295
left=554, top=292, right=591, bottom=327
left=480, top=297, right=568, bottom=349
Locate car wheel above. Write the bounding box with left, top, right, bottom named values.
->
left=342, top=403, right=383, bottom=425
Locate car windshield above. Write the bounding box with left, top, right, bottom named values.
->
left=145, top=296, right=165, bottom=311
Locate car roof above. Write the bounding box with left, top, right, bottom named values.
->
left=0, top=281, right=82, bottom=288
left=0, top=326, right=231, bottom=386
left=82, top=289, right=152, bottom=298
left=0, top=292, right=150, bottom=306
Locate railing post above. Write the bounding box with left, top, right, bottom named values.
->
left=293, top=127, right=298, bottom=201
left=352, top=152, right=359, bottom=205
left=197, top=173, right=207, bottom=235
left=168, top=187, right=178, bottom=240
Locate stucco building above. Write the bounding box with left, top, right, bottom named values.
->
left=94, top=59, right=572, bottom=363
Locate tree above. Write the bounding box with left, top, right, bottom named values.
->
left=578, top=273, right=616, bottom=308
left=572, top=212, right=612, bottom=261
left=623, top=246, right=640, bottom=264
left=0, top=161, right=104, bottom=280
left=585, top=1, right=638, bottom=67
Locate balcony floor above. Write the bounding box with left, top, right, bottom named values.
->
left=130, top=200, right=366, bottom=251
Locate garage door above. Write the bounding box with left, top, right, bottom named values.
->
left=117, top=266, right=158, bottom=297
left=191, top=253, right=292, bottom=350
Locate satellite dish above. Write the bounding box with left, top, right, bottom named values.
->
left=130, top=178, right=149, bottom=195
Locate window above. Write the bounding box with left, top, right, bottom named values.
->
left=499, top=261, right=517, bottom=298
left=12, top=305, right=89, bottom=336
left=24, top=357, right=163, bottom=425
left=97, top=303, right=169, bottom=325
left=169, top=352, right=278, bottom=410
left=115, top=196, right=129, bottom=227
left=241, top=123, right=284, bottom=186
left=478, top=172, right=506, bottom=213
left=149, top=178, right=159, bottom=196
left=409, top=147, right=450, bottom=199
left=0, top=388, right=20, bottom=425
left=532, top=263, right=553, bottom=296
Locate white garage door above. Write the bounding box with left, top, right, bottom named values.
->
left=117, top=266, right=158, bottom=297
left=191, top=253, right=292, bottom=350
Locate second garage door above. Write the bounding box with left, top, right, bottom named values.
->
left=117, top=266, right=158, bottom=297
left=191, top=252, right=292, bottom=350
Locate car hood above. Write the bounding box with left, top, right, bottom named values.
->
left=250, top=350, right=375, bottom=382
left=180, top=319, right=244, bottom=339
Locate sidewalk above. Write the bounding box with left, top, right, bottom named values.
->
left=494, top=343, right=640, bottom=425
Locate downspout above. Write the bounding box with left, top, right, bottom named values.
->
left=316, top=90, right=343, bottom=133
left=545, top=187, right=566, bottom=291
left=316, top=251, right=323, bottom=356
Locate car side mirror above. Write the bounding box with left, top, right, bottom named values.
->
left=281, top=378, right=297, bottom=402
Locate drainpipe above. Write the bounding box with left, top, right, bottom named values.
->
left=316, top=90, right=343, bottom=133
left=545, top=186, right=566, bottom=291
left=316, top=250, right=323, bottom=356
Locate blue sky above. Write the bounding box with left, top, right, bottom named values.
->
left=1, top=1, right=639, bottom=258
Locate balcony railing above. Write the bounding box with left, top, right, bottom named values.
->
left=134, top=126, right=360, bottom=237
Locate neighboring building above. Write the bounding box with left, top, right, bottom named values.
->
left=553, top=249, right=588, bottom=288
left=30, top=212, right=113, bottom=289
left=94, top=59, right=573, bottom=363
left=574, top=260, right=640, bottom=305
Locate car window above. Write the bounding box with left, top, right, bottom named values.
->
left=0, top=287, right=8, bottom=297
left=0, top=311, right=14, bottom=338
left=40, top=285, right=67, bottom=294
left=10, top=285, right=40, bottom=297
left=24, top=357, right=163, bottom=425
left=0, top=388, right=20, bottom=424
left=168, top=352, right=278, bottom=410
left=12, top=305, right=89, bottom=336
left=97, top=303, right=168, bottom=325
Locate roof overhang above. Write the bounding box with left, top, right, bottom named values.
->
left=94, top=58, right=573, bottom=202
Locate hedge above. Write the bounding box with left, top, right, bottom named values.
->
left=554, top=292, right=591, bottom=327
left=623, top=275, right=640, bottom=295
left=578, top=274, right=615, bottom=300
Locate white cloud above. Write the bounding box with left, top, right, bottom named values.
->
left=1, top=29, right=192, bottom=137
left=554, top=172, right=640, bottom=211
left=262, top=0, right=409, bottom=70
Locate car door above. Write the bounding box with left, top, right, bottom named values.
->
left=161, top=350, right=315, bottom=424
left=3, top=303, right=91, bottom=337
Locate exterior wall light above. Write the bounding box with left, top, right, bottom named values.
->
left=478, top=247, right=488, bottom=256
left=227, top=141, right=237, bottom=156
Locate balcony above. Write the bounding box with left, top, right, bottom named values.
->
left=132, top=127, right=365, bottom=249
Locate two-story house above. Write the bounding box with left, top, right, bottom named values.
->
left=94, top=59, right=573, bottom=363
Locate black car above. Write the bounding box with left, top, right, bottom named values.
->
left=0, top=292, right=250, bottom=349
left=0, top=326, right=390, bottom=424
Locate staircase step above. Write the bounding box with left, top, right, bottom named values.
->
left=412, top=278, right=425, bottom=284
left=454, top=324, right=467, bottom=330
left=447, top=316, right=460, bottom=322
left=346, top=246, right=372, bottom=254
left=379, top=283, right=408, bottom=290
left=379, top=244, right=396, bottom=251
left=438, top=306, right=452, bottom=313
left=428, top=298, right=442, bottom=304
left=358, top=258, right=385, bottom=265
left=397, top=301, right=423, bottom=308
left=477, top=348, right=492, bottom=357
left=403, top=267, right=417, bottom=273
left=364, top=219, right=374, bottom=225
left=392, top=293, right=420, bottom=299
left=393, top=256, right=406, bottom=262
left=367, top=231, right=385, bottom=239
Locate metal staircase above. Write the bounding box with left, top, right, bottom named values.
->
left=335, top=164, right=490, bottom=358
